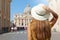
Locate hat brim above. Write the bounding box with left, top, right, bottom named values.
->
left=31, top=8, right=50, bottom=20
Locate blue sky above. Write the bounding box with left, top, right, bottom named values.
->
left=10, top=0, right=48, bottom=21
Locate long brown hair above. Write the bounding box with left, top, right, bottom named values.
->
left=30, top=19, right=51, bottom=40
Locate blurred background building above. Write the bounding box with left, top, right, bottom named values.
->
left=0, top=0, right=11, bottom=33
left=13, top=4, right=33, bottom=29
left=47, top=0, right=60, bottom=32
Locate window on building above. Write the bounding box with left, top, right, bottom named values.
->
left=0, top=17, right=1, bottom=26
left=53, top=28, right=56, bottom=32
left=4, top=19, right=7, bottom=27
left=19, top=23, right=20, bottom=25
left=22, top=23, right=23, bottom=26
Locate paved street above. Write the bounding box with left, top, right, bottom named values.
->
left=0, top=30, right=60, bottom=40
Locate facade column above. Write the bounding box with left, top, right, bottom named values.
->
left=26, top=19, right=28, bottom=27
left=20, top=19, right=22, bottom=27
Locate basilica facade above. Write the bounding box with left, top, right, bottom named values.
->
left=14, top=4, right=33, bottom=28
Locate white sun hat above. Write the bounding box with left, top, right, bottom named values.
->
left=31, top=4, right=50, bottom=20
